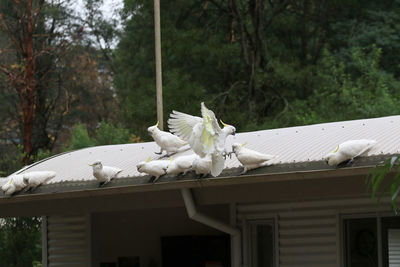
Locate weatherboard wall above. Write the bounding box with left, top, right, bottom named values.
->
left=237, top=196, right=394, bottom=267
left=44, top=214, right=91, bottom=267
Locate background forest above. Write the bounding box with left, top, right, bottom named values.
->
left=0, top=0, right=400, bottom=265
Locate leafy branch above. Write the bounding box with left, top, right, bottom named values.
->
left=367, top=156, right=400, bottom=213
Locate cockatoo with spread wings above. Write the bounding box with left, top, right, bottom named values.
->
left=168, top=102, right=236, bottom=177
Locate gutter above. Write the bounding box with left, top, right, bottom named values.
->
left=0, top=155, right=394, bottom=202
left=181, top=188, right=241, bottom=267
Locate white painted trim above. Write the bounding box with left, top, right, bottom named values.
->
left=245, top=218, right=276, bottom=267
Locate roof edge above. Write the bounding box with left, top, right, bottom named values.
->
left=0, top=154, right=396, bottom=203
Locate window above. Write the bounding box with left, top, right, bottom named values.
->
left=343, top=216, right=400, bottom=267
left=247, top=220, right=275, bottom=267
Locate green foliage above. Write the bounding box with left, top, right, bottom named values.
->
left=66, top=123, right=95, bottom=151
left=367, top=156, right=400, bottom=213
left=65, top=121, right=134, bottom=151
left=94, top=121, right=131, bottom=146
left=115, top=0, right=400, bottom=136
left=261, top=45, right=400, bottom=129
left=0, top=145, right=51, bottom=176
left=0, top=217, right=42, bottom=267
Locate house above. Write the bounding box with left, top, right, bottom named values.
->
left=0, top=115, right=399, bottom=267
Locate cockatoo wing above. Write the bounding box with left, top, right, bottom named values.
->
left=176, top=154, right=197, bottom=169
left=168, top=111, right=203, bottom=141
left=340, top=139, right=376, bottom=158
left=103, top=166, right=122, bottom=179
left=200, top=102, right=222, bottom=136
left=238, top=148, right=276, bottom=165
left=146, top=160, right=169, bottom=176
left=159, top=133, right=187, bottom=149
left=199, top=102, right=223, bottom=155
left=23, top=171, right=56, bottom=185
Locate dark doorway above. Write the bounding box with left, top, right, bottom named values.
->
left=161, top=235, right=230, bottom=267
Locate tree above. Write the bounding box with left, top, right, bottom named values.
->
left=115, top=0, right=400, bottom=137
left=0, top=0, right=123, bottom=161
left=0, top=218, right=42, bottom=267
left=0, top=0, right=77, bottom=161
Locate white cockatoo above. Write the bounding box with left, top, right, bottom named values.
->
left=168, top=102, right=235, bottom=177
left=232, top=143, right=276, bottom=174
left=1, top=174, right=27, bottom=196
left=166, top=154, right=198, bottom=176
left=192, top=155, right=212, bottom=178
left=23, top=171, right=56, bottom=191
left=136, top=157, right=169, bottom=182
left=325, top=139, right=377, bottom=166
left=89, top=160, right=122, bottom=186
left=148, top=121, right=188, bottom=155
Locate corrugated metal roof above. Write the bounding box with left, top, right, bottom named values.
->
left=4, top=115, right=400, bottom=185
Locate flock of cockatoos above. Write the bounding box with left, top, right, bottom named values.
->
left=1, top=102, right=377, bottom=196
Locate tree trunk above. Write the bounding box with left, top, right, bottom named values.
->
left=23, top=0, right=35, bottom=162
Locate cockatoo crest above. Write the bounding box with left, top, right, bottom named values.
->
left=333, top=145, right=339, bottom=153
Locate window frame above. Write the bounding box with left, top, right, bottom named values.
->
left=340, top=212, right=397, bottom=267
left=244, top=217, right=278, bottom=267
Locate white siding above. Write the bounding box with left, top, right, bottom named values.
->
left=45, top=214, right=90, bottom=267
left=237, top=197, right=393, bottom=267
left=389, top=229, right=400, bottom=267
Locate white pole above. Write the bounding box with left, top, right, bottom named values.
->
left=154, top=0, right=163, bottom=130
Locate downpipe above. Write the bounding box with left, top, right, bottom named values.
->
left=181, top=188, right=241, bottom=267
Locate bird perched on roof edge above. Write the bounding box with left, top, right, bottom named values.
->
left=324, top=139, right=377, bottom=166
left=148, top=121, right=188, bottom=156
left=23, top=171, right=56, bottom=192
left=136, top=157, right=169, bottom=183
left=1, top=174, right=26, bottom=196
left=192, top=154, right=212, bottom=178
left=232, top=143, right=277, bottom=174
left=166, top=154, right=198, bottom=176
left=89, top=160, right=122, bottom=187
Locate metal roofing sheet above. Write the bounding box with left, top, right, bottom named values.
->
left=4, top=115, right=400, bottom=185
